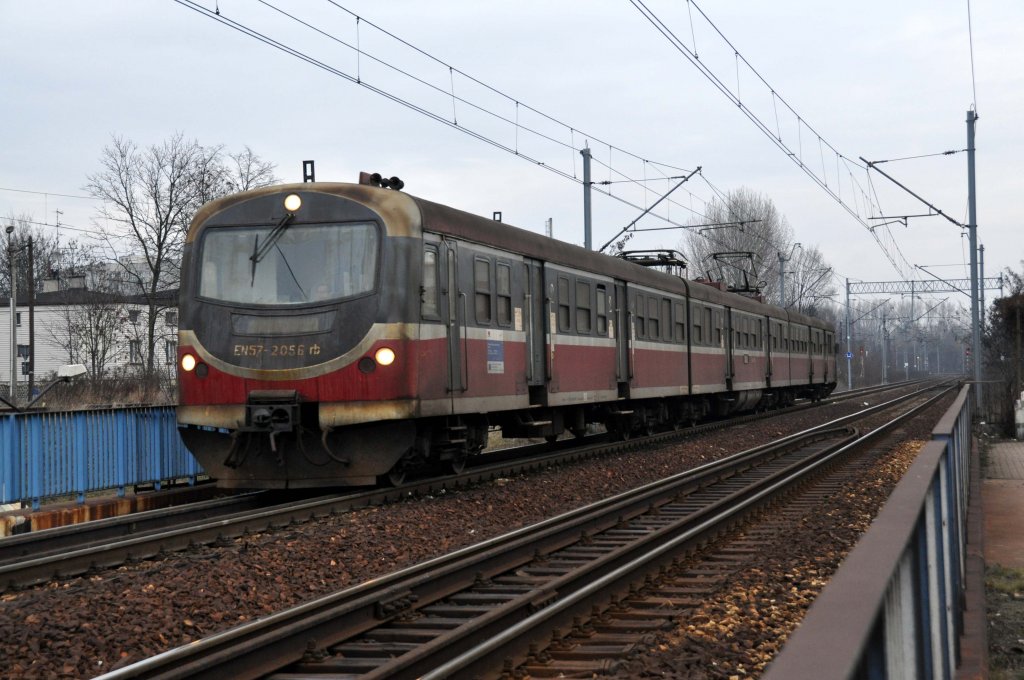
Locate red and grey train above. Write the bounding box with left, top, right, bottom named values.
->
left=176, top=177, right=837, bottom=489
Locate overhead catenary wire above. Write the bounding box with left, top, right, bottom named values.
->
left=174, top=0, right=717, bottom=235
left=627, top=0, right=916, bottom=281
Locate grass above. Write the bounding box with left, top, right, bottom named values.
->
left=987, top=563, right=1024, bottom=596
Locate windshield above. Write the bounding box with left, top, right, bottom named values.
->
left=198, top=222, right=379, bottom=305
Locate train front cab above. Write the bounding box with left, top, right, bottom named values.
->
left=177, top=184, right=426, bottom=488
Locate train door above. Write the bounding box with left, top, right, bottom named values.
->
left=725, top=308, right=735, bottom=391
left=525, top=259, right=546, bottom=389
left=443, top=240, right=465, bottom=402
left=614, top=281, right=630, bottom=391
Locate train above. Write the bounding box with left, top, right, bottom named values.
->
left=176, top=174, right=837, bottom=489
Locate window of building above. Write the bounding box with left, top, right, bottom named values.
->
left=575, top=280, right=592, bottom=334
left=496, top=263, right=512, bottom=327
left=165, top=311, right=178, bottom=326
left=421, top=247, right=439, bottom=319
left=474, top=257, right=492, bottom=324
left=129, top=339, right=143, bottom=364
left=128, top=310, right=140, bottom=323
left=15, top=312, right=21, bottom=327
left=596, top=285, right=608, bottom=336
left=164, top=339, right=177, bottom=362
left=557, top=276, right=571, bottom=332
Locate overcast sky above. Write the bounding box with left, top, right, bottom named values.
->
left=2, top=1, right=1020, bottom=314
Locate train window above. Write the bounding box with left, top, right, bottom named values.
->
left=199, top=222, right=378, bottom=306
left=674, top=302, right=686, bottom=342
left=692, top=306, right=702, bottom=344
left=635, top=293, right=646, bottom=339
left=474, top=258, right=492, bottom=324
left=648, top=297, right=660, bottom=339
left=661, top=299, right=671, bottom=342
left=558, top=276, right=572, bottom=332
left=421, top=247, right=439, bottom=319
left=576, top=280, right=592, bottom=334
left=496, top=263, right=512, bottom=327
left=704, top=308, right=712, bottom=346
left=596, top=285, right=608, bottom=336
left=714, top=310, right=723, bottom=347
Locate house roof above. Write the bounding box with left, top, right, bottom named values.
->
left=3, top=288, right=179, bottom=307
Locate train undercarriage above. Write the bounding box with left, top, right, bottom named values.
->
left=181, top=381, right=835, bottom=490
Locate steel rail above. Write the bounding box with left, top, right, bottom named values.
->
left=0, top=380, right=935, bottom=590
left=425, top=386, right=956, bottom=679
left=0, top=491, right=264, bottom=563
left=93, top=382, right=951, bottom=679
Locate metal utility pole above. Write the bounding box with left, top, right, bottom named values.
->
left=6, top=225, right=16, bottom=404
left=845, top=278, right=852, bottom=390
left=27, top=236, right=34, bottom=399
left=581, top=147, right=593, bottom=250
left=979, top=244, right=986, bottom=334
left=967, top=109, right=981, bottom=408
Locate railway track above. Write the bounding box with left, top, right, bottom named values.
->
left=94, top=381, right=953, bottom=679
left=0, top=379, right=934, bottom=591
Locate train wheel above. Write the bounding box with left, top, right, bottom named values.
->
left=449, top=453, right=467, bottom=475
left=381, top=463, right=407, bottom=487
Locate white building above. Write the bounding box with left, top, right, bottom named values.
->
left=0, top=283, right=178, bottom=400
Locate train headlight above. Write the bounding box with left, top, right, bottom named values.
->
left=180, top=354, right=197, bottom=372
left=374, top=347, right=396, bottom=366
left=283, top=193, right=302, bottom=212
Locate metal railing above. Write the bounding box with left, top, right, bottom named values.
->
left=1, top=407, right=202, bottom=510
left=764, top=384, right=972, bottom=679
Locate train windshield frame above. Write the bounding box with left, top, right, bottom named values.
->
left=196, top=221, right=380, bottom=306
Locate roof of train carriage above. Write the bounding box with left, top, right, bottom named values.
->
left=411, top=191, right=804, bottom=320
left=185, top=181, right=830, bottom=330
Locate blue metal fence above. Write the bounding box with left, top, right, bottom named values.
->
left=764, top=384, right=973, bottom=679
left=0, top=407, right=202, bottom=510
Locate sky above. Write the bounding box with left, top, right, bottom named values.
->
left=2, top=1, right=1021, bottom=318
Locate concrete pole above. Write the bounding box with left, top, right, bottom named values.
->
left=581, top=147, right=592, bottom=250
left=967, top=110, right=982, bottom=409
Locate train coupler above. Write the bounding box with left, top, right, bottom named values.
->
left=240, top=390, right=300, bottom=435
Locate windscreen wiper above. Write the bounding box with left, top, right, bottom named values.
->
left=250, top=213, right=295, bottom=266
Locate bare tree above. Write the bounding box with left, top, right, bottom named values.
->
left=48, top=295, right=124, bottom=381
left=679, top=188, right=837, bottom=312
left=0, top=214, right=65, bottom=296
left=680, top=188, right=794, bottom=300
left=784, top=245, right=837, bottom=314
left=84, top=133, right=278, bottom=377
left=229, top=146, right=278, bottom=192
